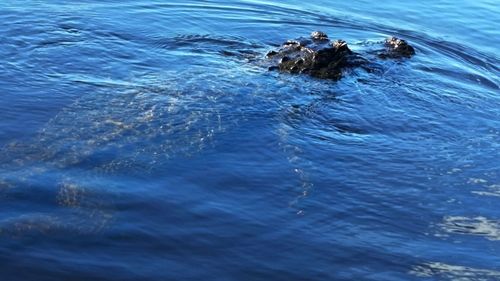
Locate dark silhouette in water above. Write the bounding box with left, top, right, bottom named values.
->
left=266, top=31, right=415, bottom=80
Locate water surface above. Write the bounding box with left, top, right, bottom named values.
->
left=0, top=0, right=499, bottom=280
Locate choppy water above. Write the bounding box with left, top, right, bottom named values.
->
left=0, top=1, right=499, bottom=280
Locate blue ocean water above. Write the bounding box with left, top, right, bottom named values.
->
left=0, top=0, right=499, bottom=280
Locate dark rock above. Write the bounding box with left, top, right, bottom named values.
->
left=379, top=37, right=416, bottom=58
left=266, top=31, right=415, bottom=80
left=310, top=31, right=329, bottom=41
left=266, top=31, right=365, bottom=80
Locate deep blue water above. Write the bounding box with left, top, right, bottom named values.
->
left=0, top=0, right=499, bottom=280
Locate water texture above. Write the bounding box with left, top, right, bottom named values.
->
left=0, top=0, right=499, bottom=280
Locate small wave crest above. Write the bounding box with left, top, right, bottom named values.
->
left=411, top=262, right=500, bottom=281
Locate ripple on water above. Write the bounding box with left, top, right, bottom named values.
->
left=410, top=262, right=500, bottom=281
left=472, top=184, right=500, bottom=198
left=439, top=216, right=500, bottom=241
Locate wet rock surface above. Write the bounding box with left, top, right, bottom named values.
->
left=266, top=31, right=415, bottom=80
left=380, top=37, right=416, bottom=58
